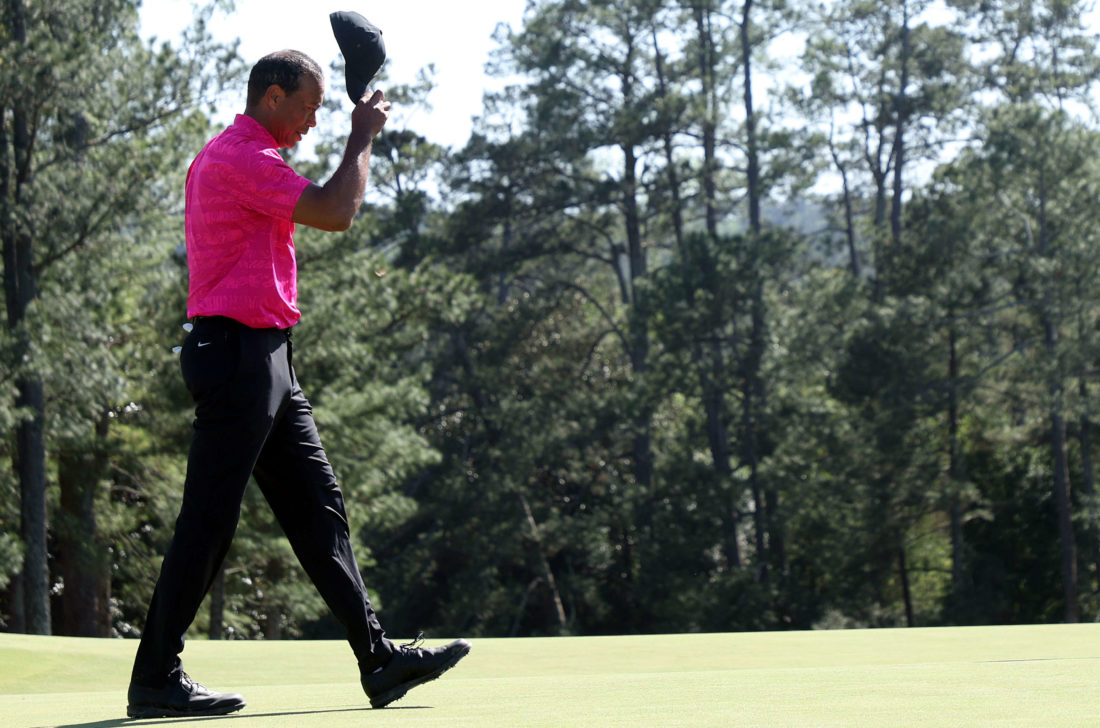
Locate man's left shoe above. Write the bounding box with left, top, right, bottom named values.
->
left=361, top=634, right=472, bottom=708
left=126, top=671, right=246, bottom=718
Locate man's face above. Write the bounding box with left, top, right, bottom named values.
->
left=270, top=74, right=323, bottom=148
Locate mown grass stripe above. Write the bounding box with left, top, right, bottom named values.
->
left=1, top=625, right=1098, bottom=727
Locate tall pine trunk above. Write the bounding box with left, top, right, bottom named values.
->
left=947, top=323, right=966, bottom=597
left=209, top=566, right=225, bottom=639
left=1078, top=408, right=1100, bottom=594
left=57, top=424, right=112, bottom=637
left=898, top=545, right=915, bottom=626
left=1050, top=402, right=1078, bottom=621
left=1078, top=379, right=1100, bottom=593
left=1037, top=166, right=1078, bottom=622
left=739, top=0, right=782, bottom=578
left=2, top=0, right=50, bottom=635
left=889, top=4, right=911, bottom=249
left=617, top=27, right=653, bottom=513
left=692, top=1, right=740, bottom=568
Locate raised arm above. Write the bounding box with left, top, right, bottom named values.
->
left=293, top=89, right=390, bottom=231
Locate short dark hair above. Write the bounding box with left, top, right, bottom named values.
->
left=247, top=50, right=323, bottom=105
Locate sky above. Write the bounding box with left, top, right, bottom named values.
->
left=138, top=0, right=528, bottom=149
left=140, top=2, right=1100, bottom=153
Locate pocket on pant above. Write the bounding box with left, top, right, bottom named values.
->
left=180, top=325, right=241, bottom=400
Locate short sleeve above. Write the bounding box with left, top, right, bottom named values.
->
left=215, top=146, right=311, bottom=221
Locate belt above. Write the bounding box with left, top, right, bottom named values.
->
left=190, top=316, right=291, bottom=336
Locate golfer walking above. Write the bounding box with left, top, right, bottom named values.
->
left=126, top=49, right=470, bottom=719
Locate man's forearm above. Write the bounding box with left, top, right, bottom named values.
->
left=293, top=132, right=374, bottom=231
left=323, top=131, right=374, bottom=223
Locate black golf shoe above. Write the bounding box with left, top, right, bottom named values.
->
left=361, top=634, right=471, bottom=708
left=126, top=671, right=246, bottom=718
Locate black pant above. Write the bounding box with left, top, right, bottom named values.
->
left=131, top=316, right=393, bottom=687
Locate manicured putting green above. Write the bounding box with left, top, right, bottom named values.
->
left=1, top=624, right=1098, bottom=727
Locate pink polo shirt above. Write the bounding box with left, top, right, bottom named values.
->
left=185, top=114, right=312, bottom=329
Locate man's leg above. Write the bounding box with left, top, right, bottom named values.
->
left=253, top=375, right=470, bottom=709
left=251, top=381, right=394, bottom=670
left=129, top=321, right=291, bottom=715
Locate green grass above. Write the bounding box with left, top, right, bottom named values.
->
left=1, top=624, right=1099, bottom=727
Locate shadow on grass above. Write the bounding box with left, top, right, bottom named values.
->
left=49, top=705, right=429, bottom=728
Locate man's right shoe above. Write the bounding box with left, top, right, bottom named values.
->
left=126, top=671, right=246, bottom=718
left=361, top=634, right=472, bottom=708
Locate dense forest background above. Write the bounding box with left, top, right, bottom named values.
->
left=3, top=0, right=1100, bottom=641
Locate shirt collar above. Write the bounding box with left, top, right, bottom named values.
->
left=232, top=114, right=280, bottom=148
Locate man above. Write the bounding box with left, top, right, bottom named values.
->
left=126, top=50, right=470, bottom=719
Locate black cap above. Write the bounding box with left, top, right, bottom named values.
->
left=329, top=11, right=386, bottom=103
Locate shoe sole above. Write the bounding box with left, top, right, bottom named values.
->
left=370, top=641, right=472, bottom=709
left=126, top=700, right=246, bottom=719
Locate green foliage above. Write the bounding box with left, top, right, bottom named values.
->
left=0, top=0, right=242, bottom=633
left=7, top=0, right=1100, bottom=641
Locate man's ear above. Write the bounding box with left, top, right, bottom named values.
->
left=265, top=84, right=286, bottom=109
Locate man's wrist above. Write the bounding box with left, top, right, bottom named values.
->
left=348, top=127, right=375, bottom=153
